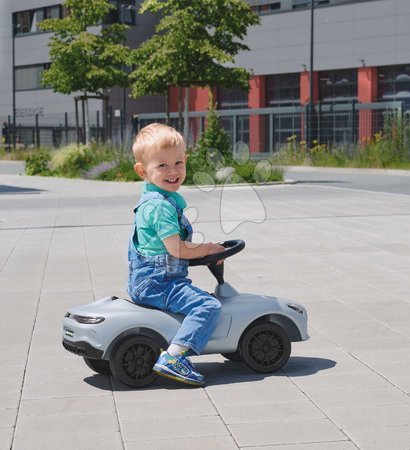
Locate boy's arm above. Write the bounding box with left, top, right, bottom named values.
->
left=163, top=234, right=225, bottom=260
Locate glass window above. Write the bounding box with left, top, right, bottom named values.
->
left=378, top=65, right=410, bottom=100
left=106, top=1, right=136, bottom=25
left=217, top=87, right=248, bottom=110
left=252, top=2, right=281, bottom=14
left=319, top=69, right=357, bottom=102
left=44, top=6, right=61, bottom=19
left=14, top=11, right=34, bottom=34
left=293, top=0, right=329, bottom=8
left=15, top=64, right=50, bottom=91
left=14, top=6, right=62, bottom=35
left=266, top=73, right=300, bottom=105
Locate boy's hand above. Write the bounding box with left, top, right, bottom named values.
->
left=205, top=243, right=225, bottom=266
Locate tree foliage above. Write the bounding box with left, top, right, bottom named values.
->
left=129, top=0, right=260, bottom=98
left=39, top=0, right=130, bottom=95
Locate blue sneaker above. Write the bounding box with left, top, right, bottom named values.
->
left=153, top=351, right=205, bottom=386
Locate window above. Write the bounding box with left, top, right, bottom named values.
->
left=15, top=64, right=50, bottom=91
left=266, top=73, right=300, bottom=105
left=378, top=65, right=410, bottom=100
left=217, top=87, right=248, bottom=110
left=105, top=1, right=136, bottom=25
left=252, top=2, right=281, bottom=14
left=13, top=5, right=62, bottom=35
left=319, top=69, right=357, bottom=102
left=293, top=0, right=329, bottom=9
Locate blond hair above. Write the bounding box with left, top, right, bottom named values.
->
left=132, top=123, right=185, bottom=163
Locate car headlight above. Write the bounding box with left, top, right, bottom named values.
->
left=286, top=303, right=305, bottom=315
left=65, top=312, right=105, bottom=324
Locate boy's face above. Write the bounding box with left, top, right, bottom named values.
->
left=134, top=144, right=187, bottom=193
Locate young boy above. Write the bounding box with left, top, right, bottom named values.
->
left=128, top=123, right=224, bottom=386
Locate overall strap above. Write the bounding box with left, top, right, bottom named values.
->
left=131, top=191, right=192, bottom=249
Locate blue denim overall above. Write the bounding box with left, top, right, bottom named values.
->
left=127, top=192, right=221, bottom=355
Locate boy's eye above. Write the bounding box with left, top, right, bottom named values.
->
left=158, top=163, right=167, bottom=168
left=176, top=160, right=184, bottom=165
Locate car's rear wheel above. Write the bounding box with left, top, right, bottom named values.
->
left=221, top=351, right=242, bottom=362
left=83, top=357, right=112, bottom=375
left=109, top=335, right=161, bottom=388
left=240, top=322, right=291, bottom=373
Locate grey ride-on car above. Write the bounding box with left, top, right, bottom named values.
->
left=62, top=240, right=309, bottom=388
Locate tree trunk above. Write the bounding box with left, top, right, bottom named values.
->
left=183, top=86, right=190, bottom=145
left=84, top=95, right=91, bottom=145
left=208, top=86, right=215, bottom=109
left=165, top=88, right=170, bottom=125
left=178, top=86, right=183, bottom=132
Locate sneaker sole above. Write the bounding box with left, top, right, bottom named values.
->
left=153, top=366, right=204, bottom=387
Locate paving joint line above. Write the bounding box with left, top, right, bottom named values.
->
left=9, top=199, right=60, bottom=450
left=203, top=387, right=240, bottom=449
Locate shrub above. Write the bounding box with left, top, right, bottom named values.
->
left=186, top=98, right=232, bottom=185
left=25, top=149, right=52, bottom=175
left=97, top=158, right=141, bottom=182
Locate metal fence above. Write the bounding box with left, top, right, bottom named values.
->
left=134, top=101, right=404, bottom=153
left=1, top=101, right=405, bottom=152
left=1, top=110, right=110, bottom=149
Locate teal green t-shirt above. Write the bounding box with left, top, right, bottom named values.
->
left=134, top=182, right=187, bottom=256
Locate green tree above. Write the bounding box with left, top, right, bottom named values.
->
left=39, top=0, right=130, bottom=144
left=129, top=0, right=260, bottom=142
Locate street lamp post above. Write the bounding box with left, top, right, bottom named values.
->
left=120, top=3, right=126, bottom=148
left=11, top=19, right=17, bottom=150
left=306, top=0, right=315, bottom=148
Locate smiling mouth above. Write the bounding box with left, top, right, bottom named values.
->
left=165, top=178, right=179, bottom=184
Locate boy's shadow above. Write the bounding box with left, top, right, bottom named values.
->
left=83, top=356, right=336, bottom=391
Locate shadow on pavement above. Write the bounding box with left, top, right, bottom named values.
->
left=83, top=356, right=336, bottom=391
left=0, top=184, right=45, bottom=194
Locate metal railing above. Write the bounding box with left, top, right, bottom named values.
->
left=1, top=110, right=110, bottom=149
left=134, top=101, right=404, bottom=153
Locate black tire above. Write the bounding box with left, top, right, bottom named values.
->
left=221, top=351, right=242, bottom=362
left=109, top=335, right=161, bottom=388
left=240, top=322, right=291, bottom=373
left=83, top=357, right=112, bottom=375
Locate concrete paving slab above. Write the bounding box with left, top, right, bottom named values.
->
left=306, top=386, right=409, bottom=408
left=347, top=425, right=410, bottom=450
left=0, top=428, right=14, bottom=450
left=120, top=415, right=230, bottom=442
left=12, top=432, right=124, bottom=450
left=246, top=442, right=357, bottom=450
left=116, top=397, right=217, bottom=419
left=1, top=174, right=410, bottom=449
left=229, top=417, right=348, bottom=447
left=0, top=408, right=17, bottom=429
left=125, top=436, right=239, bottom=450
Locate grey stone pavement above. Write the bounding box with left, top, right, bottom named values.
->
left=0, top=172, right=410, bottom=450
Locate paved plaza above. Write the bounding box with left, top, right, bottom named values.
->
left=0, top=172, right=409, bottom=449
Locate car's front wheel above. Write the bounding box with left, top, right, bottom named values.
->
left=83, top=357, right=112, bottom=375
left=109, top=335, right=161, bottom=388
left=240, top=322, right=291, bottom=373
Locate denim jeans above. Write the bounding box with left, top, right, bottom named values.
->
left=128, top=250, right=221, bottom=355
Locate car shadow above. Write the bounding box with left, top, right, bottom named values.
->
left=83, top=356, right=336, bottom=391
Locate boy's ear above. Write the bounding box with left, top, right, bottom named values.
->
left=134, top=162, right=146, bottom=178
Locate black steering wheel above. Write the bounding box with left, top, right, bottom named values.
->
left=188, top=239, right=245, bottom=267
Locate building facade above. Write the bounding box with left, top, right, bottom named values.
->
left=1, top=0, right=410, bottom=149
left=0, top=0, right=162, bottom=146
